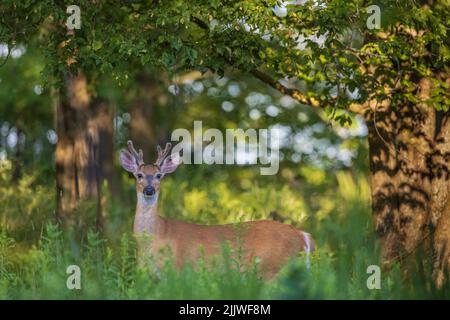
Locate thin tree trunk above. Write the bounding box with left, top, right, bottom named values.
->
left=11, top=127, right=23, bottom=182
left=94, top=98, right=121, bottom=199
left=129, top=72, right=170, bottom=159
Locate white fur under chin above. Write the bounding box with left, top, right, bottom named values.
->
left=138, top=192, right=159, bottom=208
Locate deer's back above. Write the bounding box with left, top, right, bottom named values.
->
left=152, top=218, right=314, bottom=278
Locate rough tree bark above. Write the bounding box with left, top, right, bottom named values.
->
left=250, top=68, right=450, bottom=285
left=365, top=78, right=450, bottom=286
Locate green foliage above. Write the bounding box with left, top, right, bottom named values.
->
left=0, top=159, right=54, bottom=242
left=0, top=0, right=449, bottom=301
left=1, top=164, right=449, bottom=299
left=160, top=179, right=307, bottom=225
left=0, top=231, right=15, bottom=282
left=2, top=0, right=448, bottom=112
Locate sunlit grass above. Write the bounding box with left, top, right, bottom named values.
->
left=0, top=162, right=449, bottom=299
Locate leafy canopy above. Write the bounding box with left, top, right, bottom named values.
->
left=1, top=0, right=449, bottom=119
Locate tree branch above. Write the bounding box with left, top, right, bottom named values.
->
left=250, top=69, right=320, bottom=107
left=191, top=16, right=367, bottom=115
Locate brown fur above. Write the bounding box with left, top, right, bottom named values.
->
left=149, top=217, right=315, bottom=278
left=135, top=164, right=162, bottom=194
left=123, top=148, right=315, bottom=279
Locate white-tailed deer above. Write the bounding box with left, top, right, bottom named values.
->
left=120, top=140, right=315, bottom=278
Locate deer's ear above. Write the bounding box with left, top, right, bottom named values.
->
left=160, top=153, right=180, bottom=174
left=120, top=150, right=138, bottom=173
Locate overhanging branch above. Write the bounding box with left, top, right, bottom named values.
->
left=191, top=16, right=366, bottom=115
left=250, top=69, right=320, bottom=107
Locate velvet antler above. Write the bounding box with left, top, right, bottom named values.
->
left=155, top=142, right=172, bottom=167
left=127, top=140, right=144, bottom=166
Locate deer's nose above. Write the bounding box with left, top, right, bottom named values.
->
left=143, top=186, right=155, bottom=197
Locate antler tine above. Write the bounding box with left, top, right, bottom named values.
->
left=155, top=142, right=172, bottom=166
left=127, top=140, right=144, bottom=166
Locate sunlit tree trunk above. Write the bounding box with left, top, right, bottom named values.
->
left=366, top=78, right=450, bottom=286
left=55, top=72, right=104, bottom=229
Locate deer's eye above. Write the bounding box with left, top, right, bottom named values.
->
left=155, top=173, right=162, bottom=180
left=136, top=173, right=144, bottom=180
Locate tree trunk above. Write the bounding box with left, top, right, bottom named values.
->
left=129, top=72, right=170, bottom=160
left=93, top=98, right=121, bottom=198
left=55, top=72, right=107, bottom=229
left=11, top=127, right=23, bottom=183
left=366, top=78, right=450, bottom=286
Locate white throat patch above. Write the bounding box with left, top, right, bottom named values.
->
left=138, top=192, right=159, bottom=208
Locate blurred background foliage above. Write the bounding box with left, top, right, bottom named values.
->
left=0, top=4, right=448, bottom=298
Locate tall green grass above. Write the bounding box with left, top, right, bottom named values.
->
left=0, top=160, right=449, bottom=299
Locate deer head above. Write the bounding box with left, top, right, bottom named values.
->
left=119, top=140, right=180, bottom=204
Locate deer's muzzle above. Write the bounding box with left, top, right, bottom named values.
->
left=143, top=186, right=155, bottom=197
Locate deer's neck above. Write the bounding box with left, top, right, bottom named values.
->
left=133, top=193, right=162, bottom=235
